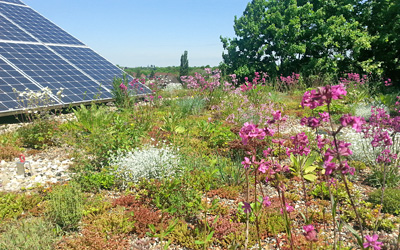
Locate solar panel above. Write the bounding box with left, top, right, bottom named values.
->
left=0, top=57, right=50, bottom=111
left=0, top=42, right=113, bottom=103
left=0, top=15, right=37, bottom=42
left=0, top=3, right=84, bottom=45
left=0, top=0, right=25, bottom=6
left=0, top=1, right=151, bottom=115
left=51, top=46, right=152, bottom=95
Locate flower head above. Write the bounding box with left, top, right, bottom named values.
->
left=303, top=224, right=318, bottom=242
left=262, top=196, right=271, bottom=207
left=242, top=202, right=251, bottom=214
left=363, top=234, right=382, bottom=250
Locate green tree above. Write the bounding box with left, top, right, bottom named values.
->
left=360, top=0, right=400, bottom=82
left=221, top=0, right=371, bottom=81
left=179, top=50, right=189, bottom=81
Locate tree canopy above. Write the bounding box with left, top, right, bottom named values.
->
left=221, top=0, right=397, bottom=81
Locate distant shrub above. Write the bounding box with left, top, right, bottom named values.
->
left=368, top=188, right=400, bottom=215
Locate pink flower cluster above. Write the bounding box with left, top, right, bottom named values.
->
left=339, top=114, right=365, bottom=132
left=239, top=122, right=266, bottom=145
left=287, top=132, right=310, bottom=156
left=119, top=83, right=128, bottom=92
left=180, top=68, right=221, bottom=92
left=362, top=107, right=399, bottom=164
left=240, top=72, right=268, bottom=92
left=278, top=72, right=300, bottom=86
left=301, top=84, right=347, bottom=109
left=300, top=112, right=330, bottom=129
left=303, top=224, right=318, bottom=242
left=323, top=140, right=355, bottom=175
left=339, top=73, right=367, bottom=86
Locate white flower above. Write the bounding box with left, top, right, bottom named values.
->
left=108, top=143, right=181, bottom=185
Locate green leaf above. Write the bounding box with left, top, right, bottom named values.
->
left=175, top=126, right=185, bottom=134
left=206, top=231, right=215, bottom=242
left=343, top=222, right=364, bottom=248
left=304, top=166, right=317, bottom=174
left=304, top=174, right=317, bottom=182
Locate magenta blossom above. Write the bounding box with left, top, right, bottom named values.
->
left=241, top=157, right=252, bottom=169
left=301, top=84, right=346, bottom=109
left=339, top=114, right=365, bottom=132
left=262, top=196, right=271, bottom=207
left=363, top=234, right=382, bottom=250
left=119, top=83, right=128, bottom=91
left=303, top=224, right=318, bottom=242
left=239, top=122, right=266, bottom=145
left=287, top=132, right=310, bottom=156
left=280, top=204, right=294, bottom=214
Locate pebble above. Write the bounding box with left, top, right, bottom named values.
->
left=0, top=148, right=74, bottom=192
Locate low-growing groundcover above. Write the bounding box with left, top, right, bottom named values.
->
left=0, top=70, right=399, bottom=250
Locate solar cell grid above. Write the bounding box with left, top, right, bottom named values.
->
left=0, top=43, right=112, bottom=104
left=0, top=15, right=37, bottom=42
left=0, top=57, right=48, bottom=112
left=0, top=1, right=152, bottom=115
left=0, top=0, right=25, bottom=5
left=0, top=3, right=84, bottom=45
left=51, top=46, right=152, bottom=95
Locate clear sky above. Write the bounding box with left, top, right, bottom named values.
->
left=23, top=0, right=250, bottom=67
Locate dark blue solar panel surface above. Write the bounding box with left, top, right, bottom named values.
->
left=0, top=0, right=25, bottom=5
left=0, top=3, right=84, bottom=45
left=0, top=57, right=48, bottom=111
left=51, top=46, right=152, bottom=95
left=0, top=1, right=152, bottom=115
left=0, top=43, right=112, bottom=103
left=0, top=15, right=37, bottom=42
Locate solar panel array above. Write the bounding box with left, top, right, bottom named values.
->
left=0, top=0, right=151, bottom=115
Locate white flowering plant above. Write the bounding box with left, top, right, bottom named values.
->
left=13, top=87, right=65, bottom=122
left=108, top=142, right=182, bottom=187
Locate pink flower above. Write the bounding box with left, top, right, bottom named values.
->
left=263, top=148, right=273, bottom=157
left=363, top=234, right=382, bottom=250
left=287, top=132, right=310, bottom=156
left=339, top=114, right=365, bottom=132
left=239, top=122, right=266, bottom=145
left=324, top=162, right=337, bottom=175
left=280, top=204, right=294, bottom=214
left=241, top=157, right=252, bottom=169
left=258, top=162, right=269, bottom=173
left=317, top=135, right=330, bottom=149
left=303, top=224, right=318, bottom=242
left=262, top=196, right=271, bottom=207
left=301, top=84, right=346, bottom=109
left=119, top=83, right=127, bottom=91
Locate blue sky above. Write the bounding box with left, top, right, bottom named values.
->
left=23, top=0, right=250, bottom=67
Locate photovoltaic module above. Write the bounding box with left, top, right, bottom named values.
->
left=0, top=0, right=151, bottom=116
